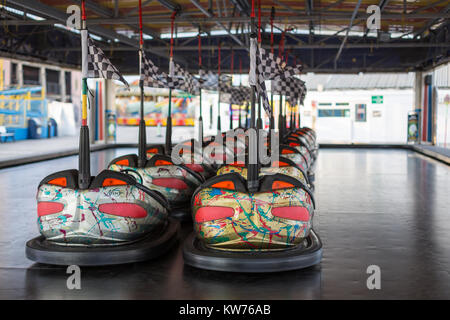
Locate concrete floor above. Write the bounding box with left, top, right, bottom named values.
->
left=0, top=148, right=449, bottom=299
left=0, top=126, right=194, bottom=163
left=0, top=135, right=78, bottom=162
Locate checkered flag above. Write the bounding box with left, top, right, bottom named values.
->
left=163, top=61, right=193, bottom=93
left=274, top=77, right=306, bottom=107
left=142, top=76, right=167, bottom=89
left=293, top=78, right=306, bottom=105
left=173, top=63, right=199, bottom=95
left=140, top=51, right=197, bottom=94
left=140, top=50, right=167, bottom=88
left=250, top=38, right=272, bottom=117
left=218, top=75, right=232, bottom=93
left=287, top=95, right=298, bottom=107
left=298, top=79, right=307, bottom=105
left=196, top=71, right=230, bottom=93
left=259, top=47, right=303, bottom=80
left=198, top=68, right=206, bottom=83
left=230, top=86, right=251, bottom=105
left=85, top=36, right=129, bottom=89
left=300, top=91, right=306, bottom=105
left=198, top=69, right=218, bottom=89
left=273, top=77, right=305, bottom=96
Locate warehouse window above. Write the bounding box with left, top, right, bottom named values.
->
left=46, top=69, right=60, bottom=95
left=65, top=71, right=71, bottom=96
left=23, top=65, right=40, bottom=85
left=10, top=63, right=18, bottom=85
left=318, top=109, right=350, bottom=117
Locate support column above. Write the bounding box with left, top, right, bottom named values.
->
left=0, top=59, right=4, bottom=90
left=17, top=63, right=23, bottom=88
left=414, top=71, right=423, bottom=112
left=432, top=86, right=438, bottom=145
left=414, top=71, right=423, bottom=143
left=40, top=67, right=46, bottom=94
left=2, top=59, right=12, bottom=88
left=60, top=69, right=66, bottom=102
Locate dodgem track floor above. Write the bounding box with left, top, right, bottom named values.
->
left=0, top=148, right=449, bottom=299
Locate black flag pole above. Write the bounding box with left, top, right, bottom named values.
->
left=269, top=7, right=275, bottom=131
left=247, top=0, right=259, bottom=192
left=198, top=30, right=203, bottom=145
left=257, top=94, right=263, bottom=130
left=256, top=0, right=263, bottom=131
left=137, top=0, right=147, bottom=167
left=229, top=47, right=234, bottom=130
left=278, top=32, right=285, bottom=139
left=239, top=58, right=243, bottom=128
left=279, top=92, right=284, bottom=137
left=78, top=0, right=90, bottom=189
left=217, top=42, right=222, bottom=134
left=165, top=11, right=177, bottom=155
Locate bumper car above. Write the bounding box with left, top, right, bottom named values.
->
left=217, top=156, right=311, bottom=187
left=285, top=135, right=317, bottom=177
left=109, top=153, right=204, bottom=221
left=216, top=144, right=314, bottom=190
left=282, top=116, right=317, bottom=175
left=221, top=128, right=313, bottom=183
left=26, top=10, right=178, bottom=265
left=108, top=89, right=205, bottom=223
left=166, top=139, right=216, bottom=180
left=183, top=23, right=321, bottom=272
left=286, top=130, right=318, bottom=161
left=26, top=169, right=178, bottom=266
left=201, top=136, right=236, bottom=169
left=183, top=171, right=321, bottom=272
left=109, top=14, right=207, bottom=221
left=108, top=92, right=206, bottom=222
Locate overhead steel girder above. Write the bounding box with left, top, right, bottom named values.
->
left=6, top=0, right=139, bottom=48
left=48, top=42, right=449, bottom=52
left=414, top=3, right=450, bottom=38
left=334, top=0, right=362, bottom=68
left=272, top=0, right=302, bottom=15
left=229, top=0, right=249, bottom=16
left=72, top=0, right=161, bottom=39
left=189, top=0, right=244, bottom=48
left=156, top=0, right=181, bottom=12
left=174, top=65, right=439, bottom=74
left=379, top=0, right=391, bottom=11
left=73, top=0, right=112, bottom=18
left=5, top=0, right=178, bottom=62
left=125, top=0, right=154, bottom=17
left=320, top=0, right=344, bottom=12
left=2, top=13, right=449, bottom=26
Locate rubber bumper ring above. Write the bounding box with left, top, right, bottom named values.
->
left=183, top=229, right=322, bottom=273
left=26, top=218, right=180, bottom=266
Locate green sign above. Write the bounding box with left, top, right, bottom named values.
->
left=372, top=95, right=383, bottom=104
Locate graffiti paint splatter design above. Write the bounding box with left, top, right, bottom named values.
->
left=37, top=183, right=167, bottom=246
left=193, top=186, right=313, bottom=251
